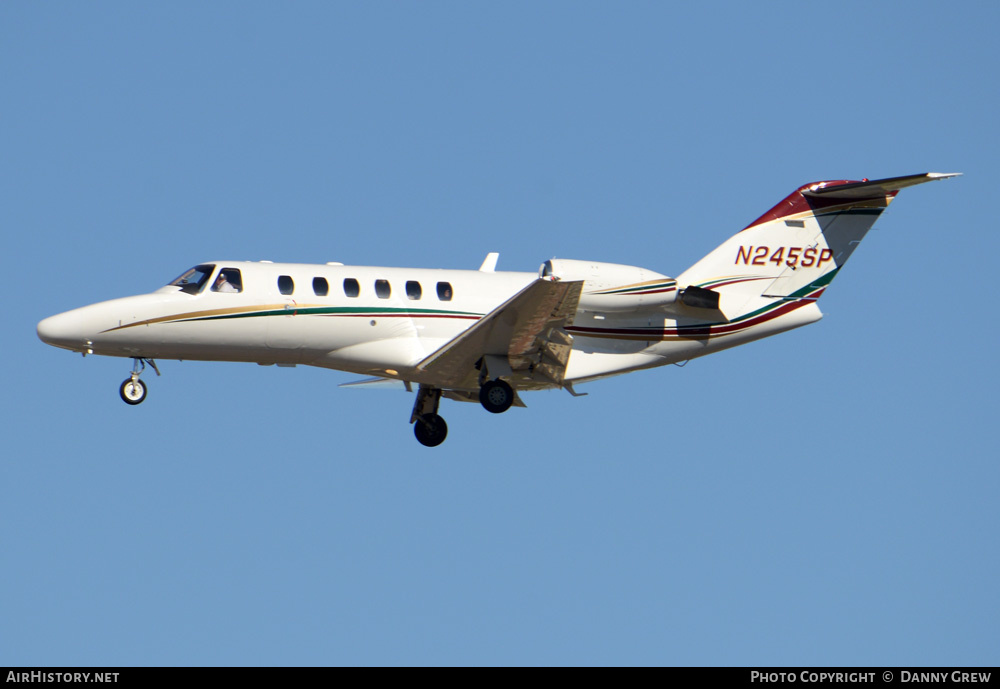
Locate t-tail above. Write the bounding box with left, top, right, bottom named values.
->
left=676, top=173, right=961, bottom=322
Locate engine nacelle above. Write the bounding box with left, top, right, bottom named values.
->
left=539, top=258, right=679, bottom=312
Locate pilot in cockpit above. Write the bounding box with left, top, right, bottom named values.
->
left=212, top=271, right=240, bottom=293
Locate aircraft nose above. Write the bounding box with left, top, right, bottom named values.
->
left=37, top=310, right=89, bottom=350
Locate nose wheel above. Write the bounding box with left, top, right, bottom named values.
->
left=120, top=378, right=147, bottom=405
left=119, top=357, right=159, bottom=406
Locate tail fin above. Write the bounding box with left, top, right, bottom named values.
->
left=676, top=172, right=960, bottom=320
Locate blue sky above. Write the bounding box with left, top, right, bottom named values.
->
left=2, top=2, right=997, bottom=666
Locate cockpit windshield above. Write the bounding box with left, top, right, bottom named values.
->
left=169, top=264, right=216, bottom=295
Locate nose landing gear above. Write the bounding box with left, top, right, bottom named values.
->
left=119, top=357, right=159, bottom=406
left=119, top=378, right=147, bottom=405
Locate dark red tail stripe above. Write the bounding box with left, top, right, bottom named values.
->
left=743, top=181, right=893, bottom=230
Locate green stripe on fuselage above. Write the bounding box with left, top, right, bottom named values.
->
left=727, top=267, right=839, bottom=324
left=185, top=305, right=483, bottom=323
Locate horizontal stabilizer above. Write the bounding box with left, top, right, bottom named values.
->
left=802, top=172, right=961, bottom=200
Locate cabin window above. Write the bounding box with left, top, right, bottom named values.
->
left=437, top=281, right=453, bottom=301
left=375, top=279, right=391, bottom=299
left=211, top=268, right=243, bottom=293
left=313, top=277, right=329, bottom=296
left=278, top=275, right=294, bottom=295
left=344, top=278, right=360, bottom=298
left=170, top=264, right=214, bottom=295
left=405, top=281, right=422, bottom=300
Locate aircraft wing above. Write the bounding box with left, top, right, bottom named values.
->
left=415, top=278, right=584, bottom=391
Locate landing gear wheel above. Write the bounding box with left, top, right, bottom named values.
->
left=479, top=379, right=514, bottom=414
left=414, top=413, right=448, bottom=447
left=119, top=378, right=147, bottom=405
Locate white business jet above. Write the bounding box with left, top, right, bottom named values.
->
left=38, top=173, right=958, bottom=446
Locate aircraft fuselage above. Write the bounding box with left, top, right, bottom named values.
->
left=37, top=259, right=819, bottom=387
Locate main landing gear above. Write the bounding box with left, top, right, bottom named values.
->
left=119, top=357, right=159, bottom=406
left=479, top=379, right=514, bottom=414
left=409, top=378, right=516, bottom=447
left=411, top=385, right=448, bottom=447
